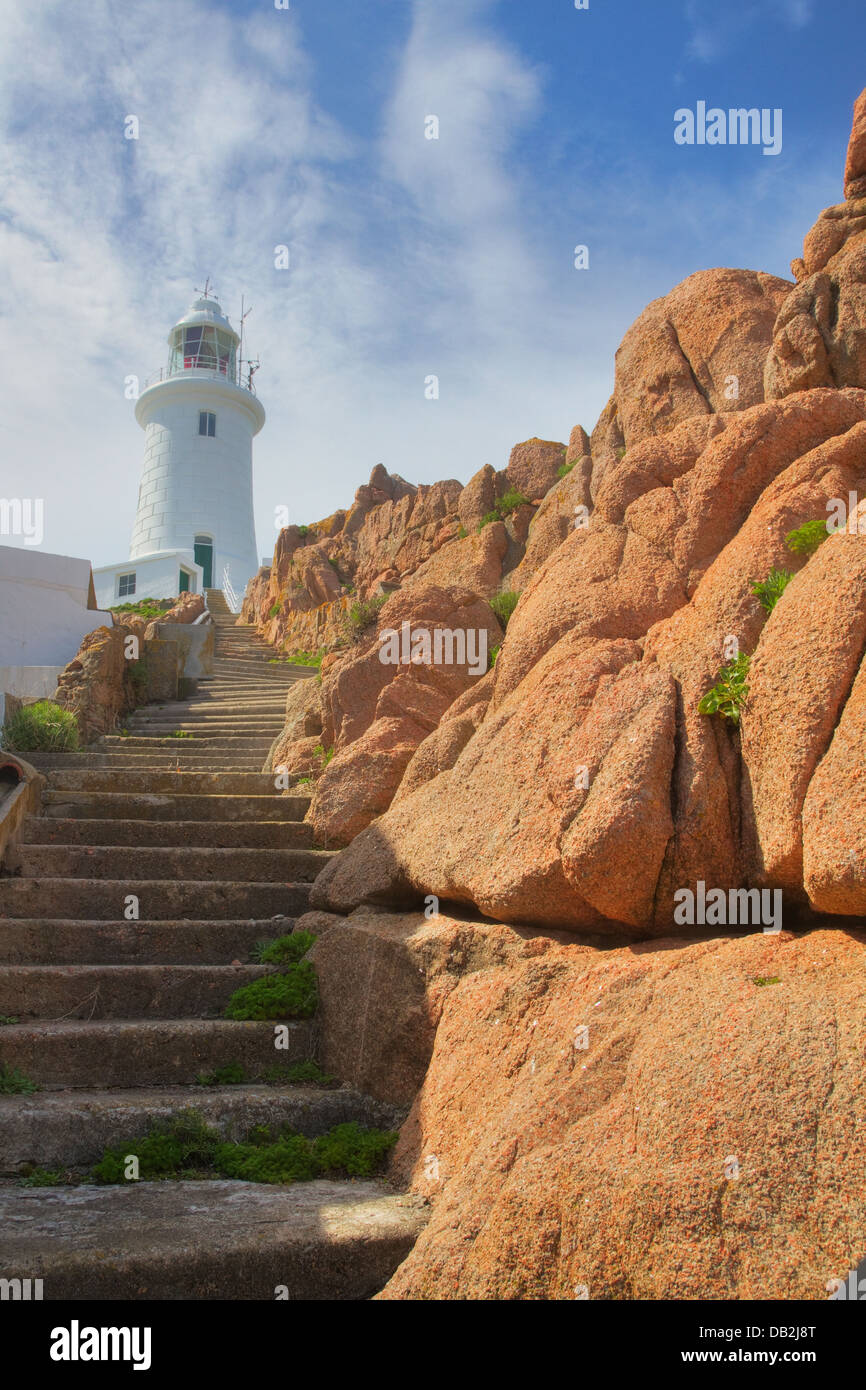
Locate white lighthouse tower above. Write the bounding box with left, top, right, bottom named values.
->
left=94, top=289, right=264, bottom=610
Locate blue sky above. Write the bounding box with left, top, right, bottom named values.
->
left=1, top=0, right=864, bottom=568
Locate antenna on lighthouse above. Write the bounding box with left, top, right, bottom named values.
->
left=238, top=295, right=253, bottom=386
left=195, top=276, right=213, bottom=300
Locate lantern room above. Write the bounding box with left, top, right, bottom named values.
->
left=167, top=295, right=239, bottom=381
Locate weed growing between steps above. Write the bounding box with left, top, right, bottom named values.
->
left=223, top=963, right=318, bottom=1019
left=0, top=1063, right=39, bottom=1095
left=91, top=1111, right=398, bottom=1186
left=194, top=1059, right=335, bottom=1087
left=249, top=930, right=316, bottom=965
left=194, top=1062, right=246, bottom=1086
left=224, top=930, right=319, bottom=1020
left=18, top=1167, right=65, bottom=1187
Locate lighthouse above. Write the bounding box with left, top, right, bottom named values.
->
left=94, top=290, right=264, bottom=610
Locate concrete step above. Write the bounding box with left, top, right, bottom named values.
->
left=21, top=816, right=315, bottom=848
left=43, top=770, right=284, bottom=794
left=0, top=1180, right=425, bottom=1299
left=0, top=1017, right=315, bottom=1087
left=0, top=918, right=300, bottom=965
left=0, top=963, right=269, bottom=1021
left=40, top=791, right=310, bottom=822
left=124, top=715, right=287, bottom=730
left=101, top=736, right=275, bottom=750
left=0, top=1085, right=401, bottom=1172
left=0, top=877, right=312, bottom=920
left=135, top=699, right=291, bottom=713
left=22, top=752, right=267, bottom=771
left=14, top=844, right=333, bottom=881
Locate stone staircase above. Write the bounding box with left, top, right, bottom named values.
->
left=0, top=589, right=423, bottom=1299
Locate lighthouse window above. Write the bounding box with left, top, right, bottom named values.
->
left=199, top=411, right=216, bottom=438
left=118, top=572, right=136, bottom=598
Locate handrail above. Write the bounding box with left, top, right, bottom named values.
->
left=222, top=565, right=240, bottom=615
left=142, top=362, right=258, bottom=395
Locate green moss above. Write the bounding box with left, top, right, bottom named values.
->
left=261, top=1060, right=335, bottom=1086
left=215, top=1134, right=319, bottom=1184
left=2, top=700, right=79, bottom=753
left=93, top=1111, right=220, bottom=1183
left=223, top=961, right=318, bottom=1020
left=18, top=1168, right=65, bottom=1187
left=92, top=1111, right=397, bottom=1186
left=194, top=1062, right=247, bottom=1087
left=750, top=568, right=794, bottom=613
left=556, top=459, right=575, bottom=479
left=785, top=518, right=831, bottom=555
left=698, top=653, right=750, bottom=726
left=753, top=976, right=781, bottom=987
left=250, top=931, right=317, bottom=966
left=313, top=1122, right=398, bottom=1177
left=268, top=602, right=282, bottom=619
left=0, top=1063, right=39, bottom=1095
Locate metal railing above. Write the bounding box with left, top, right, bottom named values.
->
left=222, top=565, right=241, bottom=614
left=142, top=361, right=258, bottom=395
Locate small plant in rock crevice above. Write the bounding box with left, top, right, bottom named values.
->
left=785, top=518, right=831, bottom=556
left=477, top=488, right=532, bottom=531
left=342, top=593, right=388, bottom=641
left=489, top=590, right=519, bottom=629
left=698, top=652, right=750, bottom=726
left=750, top=568, right=794, bottom=613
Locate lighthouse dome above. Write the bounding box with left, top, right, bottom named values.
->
left=169, top=296, right=239, bottom=344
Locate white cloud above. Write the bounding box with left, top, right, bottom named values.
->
left=0, top=0, right=826, bottom=584
left=683, top=0, right=814, bottom=63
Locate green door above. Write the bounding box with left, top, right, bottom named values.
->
left=178, top=569, right=190, bottom=593
left=194, top=536, right=213, bottom=588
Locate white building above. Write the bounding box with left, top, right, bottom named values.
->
left=94, top=292, right=265, bottom=611
left=0, top=545, right=112, bottom=716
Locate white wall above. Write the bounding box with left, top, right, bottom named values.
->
left=131, top=374, right=263, bottom=599
left=0, top=546, right=112, bottom=679
left=93, top=552, right=203, bottom=609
